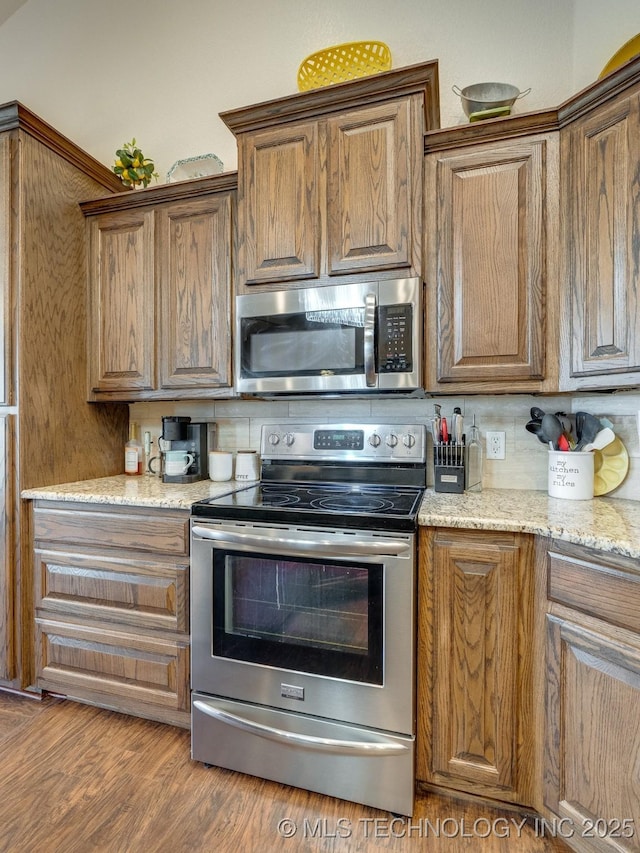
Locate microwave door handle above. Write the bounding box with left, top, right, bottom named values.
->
left=192, top=525, right=411, bottom=557
left=364, top=292, right=377, bottom=387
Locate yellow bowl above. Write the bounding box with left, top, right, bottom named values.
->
left=297, top=41, right=392, bottom=92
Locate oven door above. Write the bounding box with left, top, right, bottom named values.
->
left=190, top=519, right=416, bottom=735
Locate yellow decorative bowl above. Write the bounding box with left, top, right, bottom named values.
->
left=297, top=41, right=392, bottom=92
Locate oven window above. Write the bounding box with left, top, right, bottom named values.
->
left=241, top=308, right=365, bottom=378
left=213, top=550, right=383, bottom=684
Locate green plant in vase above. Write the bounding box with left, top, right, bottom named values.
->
left=113, top=138, right=159, bottom=188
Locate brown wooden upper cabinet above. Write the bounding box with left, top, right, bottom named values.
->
left=220, top=60, right=439, bottom=292
left=560, top=71, right=640, bottom=390
left=423, top=127, right=560, bottom=394
left=82, top=177, right=236, bottom=401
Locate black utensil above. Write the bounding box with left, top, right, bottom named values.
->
left=574, top=412, right=601, bottom=451
left=541, top=413, right=564, bottom=450
left=530, top=406, right=546, bottom=422
left=525, top=420, right=547, bottom=444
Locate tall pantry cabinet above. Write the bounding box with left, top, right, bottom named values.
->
left=0, top=103, right=128, bottom=692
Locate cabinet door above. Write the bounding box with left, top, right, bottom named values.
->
left=327, top=99, right=412, bottom=275
left=36, top=617, right=190, bottom=719
left=544, top=615, right=640, bottom=850
left=239, top=122, right=319, bottom=284
left=0, top=134, right=10, bottom=406
left=88, top=209, right=155, bottom=393
left=563, top=91, right=640, bottom=387
left=417, top=529, right=533, bottom=804
left=0, top=415, right=14, bottom=682
left=157, top=194, right=232, bottom=389
left=427, top=138, right=550, bottom=388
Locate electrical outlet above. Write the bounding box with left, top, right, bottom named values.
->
left=486, top=430, right=506, bottom=460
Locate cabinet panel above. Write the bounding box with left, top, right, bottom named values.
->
left=548, top=545, right=640, bottom=634
left=35, top=547, right=189, bottom=633
left=429, top=139, right=547, bottom=385
left=0, top=415, right=13, bottom=682
left=417, top=528, right=534, bottom=804
left=240, top=122, right=319, bottom=284
left=327, top=100, right=411, bottom=274
left=88, top=209, right=155, bottom=393
left=36, top=617, right=190, bottom=715
left=544, top=615, right=640, bottom=851
left=564, top=91, right=640, bottom=386
left=32, top=502, right=191, bottom=726
left=0, top=134, right=10, bottom=406
left=33, top=506, right=189, bottom=555
left=157, top=194, right=232, bottom=388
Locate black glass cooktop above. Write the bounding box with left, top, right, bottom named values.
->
left=191, top=482, right=424, bottom=532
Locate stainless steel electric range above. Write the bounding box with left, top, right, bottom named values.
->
left=190, top=423, right=426, bottom=816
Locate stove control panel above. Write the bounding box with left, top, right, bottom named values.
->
left=261, top=423, right=426, bottom=463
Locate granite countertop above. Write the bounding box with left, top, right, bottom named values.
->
left=418, top=488, right=640, bottom=560
left=22, top=477, right=640, bottom=560
left=21, top=474, right=245, bottom=510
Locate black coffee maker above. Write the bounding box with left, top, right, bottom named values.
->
left=160, top=416, right=209, bottom=483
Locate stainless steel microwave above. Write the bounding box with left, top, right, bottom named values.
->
left=235, top=278, right=423, bottom=396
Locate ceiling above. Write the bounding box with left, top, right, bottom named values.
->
left=0, top=0, right=25, bottom=27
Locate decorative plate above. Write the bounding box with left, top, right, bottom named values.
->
left=599, top=33, right=640, bottom=78
left=593, top=437, right=629, bottom=496
left=166, top=154, right=223, bottom=183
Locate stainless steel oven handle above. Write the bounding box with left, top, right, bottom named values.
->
left=364, top=292, right=377, bottom=387
left=192, top=525, right=411, bottom=556
left=193, top=700, right=409, bottom=756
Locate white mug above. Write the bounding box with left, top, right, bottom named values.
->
left=209, top=451, right=233, bottom=482
left=235, top=450, right=260, bottom=481
left=164, top=451, right=195, bottom=477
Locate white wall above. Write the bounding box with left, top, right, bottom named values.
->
left=0, top=0, right=587, bottom=178
left=572, top=0, right=640, bottom=90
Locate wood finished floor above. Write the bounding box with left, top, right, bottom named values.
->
left=0, top=692, right=571, bottom=853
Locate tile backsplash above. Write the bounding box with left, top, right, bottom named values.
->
left=130, top=390, right=640, bottom=501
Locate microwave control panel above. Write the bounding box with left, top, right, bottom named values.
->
left=377, top=304, right=413, bottom=372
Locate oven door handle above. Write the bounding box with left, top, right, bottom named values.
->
left=192, top=525, right=411, bottom=557
left=193, top=700, right=409, bottom=756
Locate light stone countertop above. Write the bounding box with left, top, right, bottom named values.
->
left=418, top=488, right=640, bottom=560
left=21, top=474, right=248, bottom=510
left=22, top=477, right=640, bottom=560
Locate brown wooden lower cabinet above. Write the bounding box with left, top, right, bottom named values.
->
left=31, top=501, right=191, bottom=728
left=542, top=542, right=640, bottom=853
left=416, top=527, right=536, bottom=807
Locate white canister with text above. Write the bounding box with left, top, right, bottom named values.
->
left=548, top=450, right=594, bottom=500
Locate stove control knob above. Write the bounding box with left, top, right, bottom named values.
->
left=386, top=433, right=398, bottom=448
left=267, top=433, right=280, bottom=446
left=283, top=433, right=295, bottom=447
left=368, top=433, right=382, bottom=448
left=403, top=433, right=416, bottom=448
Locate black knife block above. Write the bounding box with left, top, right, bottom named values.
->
left=433, top=443, right=465, bottom=493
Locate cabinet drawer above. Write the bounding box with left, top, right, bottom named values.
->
left=35, top=547, right=189, bottom=633
left=35, top=617, right=190, bottom=714
left=33, top=505, right=189, bottom=555
left=548, top=542, right=640, bottom=633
